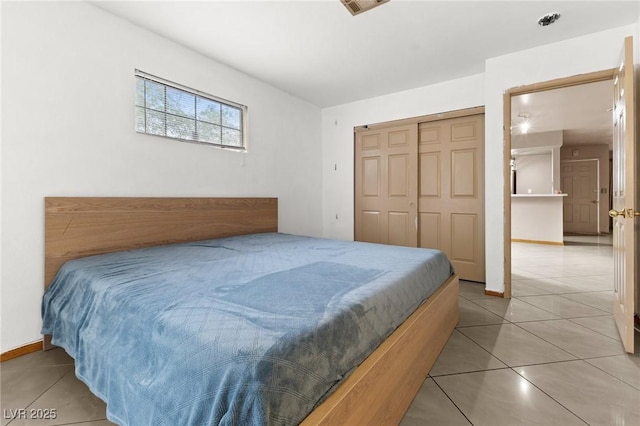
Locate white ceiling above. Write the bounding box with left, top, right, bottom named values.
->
left=511, top=79, right=614, bottom=148
left=91, top=0, right=639, bottom=107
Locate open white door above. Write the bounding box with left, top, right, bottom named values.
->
left=610, top=36, right=637, bottom=353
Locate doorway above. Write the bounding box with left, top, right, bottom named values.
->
left=503, top=69, right=615, bottom=298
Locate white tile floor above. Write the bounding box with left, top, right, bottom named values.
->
left=402, top=236, right=640, bottom=426
left=2, top=237, right=639, bottom=425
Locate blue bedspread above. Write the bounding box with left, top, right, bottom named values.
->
left=42, top=233, right=453, bottom=425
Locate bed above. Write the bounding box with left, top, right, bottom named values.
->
left=42, top=197, right=459, bottom=425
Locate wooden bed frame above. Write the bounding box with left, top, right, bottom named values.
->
left=44, top=197, right=459, bottom=425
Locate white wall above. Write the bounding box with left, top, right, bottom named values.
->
left=512, top=130, right=563, bottom=194
left=322, top=24, right=635, bottom=295
left=1, top=2, right=323, bottom=353
left=515, top=154, right=553, bottom=195
left=0, top=0, right=4, bottom=352
left=321, top=74, right=485, bottom=240
left=3, top=4, right=637, bottom=353
left=512, top=130, right=563, bottom=150
left=484, top=24, right=634, bottom=294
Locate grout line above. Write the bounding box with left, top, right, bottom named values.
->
left=556, top=293, right=614, bottom=313
left=453, top=326, right=519, bottom=368
left=565, top=317, right=622, bottom=342
left=582, top=357, right=640, bottom=392
left=3, top=365, right=74, bottom=426
left=510, top=320, right=626, bottom=360
left=455, top=322, right=508, bottom=328
left=22, top=368, right=74, bottom=412
left=508, top=318, right=564, bottom=324
left=466, top=296, right=562, bottom=324
left=455, top=321, right=581, bottom=367
left=56, top=419, right=110, bottom=426
left=457, top=297, right=513, bottom=325
left=510, top=365, right=590, bottom=425
left=430, top=366, right=511, bottom=378
left=513, top=294, right=610, bottom=319
left=430, top=377, right=474, bottom=425
left=510, top=321, right=584, bottom=358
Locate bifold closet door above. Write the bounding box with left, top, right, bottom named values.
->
left=418, top=115, right=485, bottom=282
left=355, top=124, right=418, bottom=247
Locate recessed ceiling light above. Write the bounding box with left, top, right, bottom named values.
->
left=538, top=12, right=561, bottom=26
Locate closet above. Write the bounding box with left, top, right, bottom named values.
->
left=355, top=111, right=485, bottom=282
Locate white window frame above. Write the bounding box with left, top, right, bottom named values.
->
left=135, top=69, right=247, bottom=151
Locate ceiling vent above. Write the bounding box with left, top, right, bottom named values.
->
left=340, top=0, right=390, bottom=16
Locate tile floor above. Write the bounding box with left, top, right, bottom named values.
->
left=402, top=237, right=640, bottom=426
left=1, top=238, right=639, bottom=425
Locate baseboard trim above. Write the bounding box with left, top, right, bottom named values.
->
left=484, top=289, right=504, bottom=298
left=511, top=239, right=564, bottom=246
left=1, top=340, right=43, bottom=362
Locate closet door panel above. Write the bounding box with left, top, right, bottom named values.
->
left=355, top=114, right=485, bottom=282
left=419, top=212, right=442, bottom=251
left=419, top=115, right=485, bottom=282
left=355, top=124, right=417, bottom=247
left=420, top=152, right=441, bottom=198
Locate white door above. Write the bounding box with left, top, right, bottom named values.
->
left=610, top=36, right=637, bottom=353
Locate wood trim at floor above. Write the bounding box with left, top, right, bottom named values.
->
left=511, top=238, right=564, bottom=246
left=1, top=341, right=43, bottom=362
left=484, top=289, right=504, bottom=298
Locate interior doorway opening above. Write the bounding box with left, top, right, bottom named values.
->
left=503, top=69, right=616, bottom=298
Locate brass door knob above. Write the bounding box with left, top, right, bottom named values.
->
left=609, top=209, right=625, bottom=218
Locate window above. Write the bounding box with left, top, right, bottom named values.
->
left=135, top=70, right=246, bottom=149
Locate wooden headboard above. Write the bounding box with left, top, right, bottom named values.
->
left=44, top=197, right=278, bottom=288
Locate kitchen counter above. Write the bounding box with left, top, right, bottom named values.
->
left=511, top=194, right=565, bottom=244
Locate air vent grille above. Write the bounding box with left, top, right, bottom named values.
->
left=340, top=0, right=390, bottom=16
